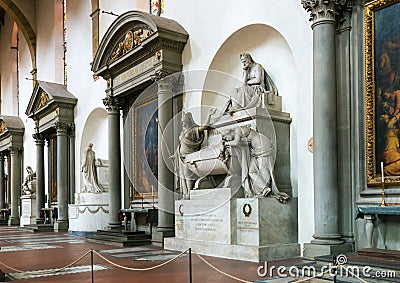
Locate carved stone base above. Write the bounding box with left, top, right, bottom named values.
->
left=20, top=195, right=36, bottom=227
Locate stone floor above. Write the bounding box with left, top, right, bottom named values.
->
left=0, top=226, right=308, bottom=282
left=0, top=226, right=398, bottom=282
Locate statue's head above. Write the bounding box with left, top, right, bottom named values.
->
left=181, top=112, right=197, bottom=130
left=88, top=143, right=93, bottom=149
left=240, top=53, right=254, bottom=68
left=26, top=166, right=33, bottom=174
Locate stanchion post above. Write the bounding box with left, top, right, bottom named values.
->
left=332, top=255, right=337, bottom=283
left=189, top=248, right=192, bottom=283
left=91, top=249, right=94, bottom=283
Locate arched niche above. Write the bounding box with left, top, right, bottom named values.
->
left=202, top=24, right=296, bottom=114
left=79, top=108, right=108, bottom=191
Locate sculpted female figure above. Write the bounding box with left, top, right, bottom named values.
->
left=81, top=143, right=102, bottom=193
left=175, top=109, right=216, bottom=199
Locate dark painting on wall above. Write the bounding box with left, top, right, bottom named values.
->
left=365, top=0, right=400, bottom=185
left=134, top=99, right=158, bottom=197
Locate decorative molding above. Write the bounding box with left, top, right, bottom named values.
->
left=302, top=0, right=349, bottom=24
left=36, top=91, right=50, bottom=110
left=109, top=28, right=152, bottom=63
left=32, top=133, right=44, bottom=144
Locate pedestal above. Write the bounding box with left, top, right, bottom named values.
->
left=68, top=192, right=110, bottom=234
left=20, top=195, right=36, bottom=226
left=164, top=188, right=300, bottom=262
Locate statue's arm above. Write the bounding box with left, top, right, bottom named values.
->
left=199, top=108, right=216, bottom=132
left=246, top=64, right=263, bottom=85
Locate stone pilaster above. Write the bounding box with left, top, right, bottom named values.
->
left=8, top=147, right=20, bottom=226
left=54, top=122, right=69, bottom=232
left=34, top=133, right=45, bottom=224
left=103, top=95, right=122, bottom=229
left=0, top=153, right=5, bottom=209
left=301, top=0, right=352, bottom=257
left=68, top=125, right=75, bottom=204
left=154, top=72, right=175, bottom=237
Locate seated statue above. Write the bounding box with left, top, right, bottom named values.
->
left=224, top=53, right=278, bottom=114
left=22, top=166, right=36, bottom=195
left=81, top=143, right=103, bottom=193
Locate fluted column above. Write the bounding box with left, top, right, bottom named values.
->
left=8, top=148, right=20, bottom=226
left=103, top=95, right=122, bottom=228
left=302, top=0, right=350, bottom=254
left=34, top=133, right=45, bottom=224
left=155, top=74, right=175, bottom=234
left=54, top=122, right=69, bottom=231
left=0, top=153, right=5, bottom=209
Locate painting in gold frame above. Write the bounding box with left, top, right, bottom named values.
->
left=134, top=99, right=158, bottom=198
left=365, top=0, right=400, bottom=186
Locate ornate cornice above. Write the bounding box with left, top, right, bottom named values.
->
left=302, top=0, right=349, bottom=25
left=103, top=95, right=121, bottom=113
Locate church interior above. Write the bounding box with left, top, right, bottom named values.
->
left=0, top=0, right=399, bottom=282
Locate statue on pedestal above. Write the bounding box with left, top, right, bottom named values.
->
left=21, top=166, right=36, bottom=195
left=81, top=143, right=103, bottom=193
left=224, top=53, right=278, bottom=114
left=223, top=126, right=290, bottom=203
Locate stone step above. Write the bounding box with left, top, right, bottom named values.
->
left=86, top=230, right=152, bottom=247
left=20, top=224, right=54, bottom=233
left=0, top=219, right=8, bottom=226
left=358, top=248, right=400, bottom=261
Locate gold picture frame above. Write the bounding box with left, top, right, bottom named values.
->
left=365, top=0, right=400, bottom=186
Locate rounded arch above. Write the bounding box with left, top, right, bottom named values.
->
left=0, top=0, right=36, bottom=75
left=202, top=24, right=296, bottom=111
left=80, top=108, right=108, bottom=189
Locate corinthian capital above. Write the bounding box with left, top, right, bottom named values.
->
left=103, top=95, right=120, bottom=113
left=302, top=0, right=348, bottom=24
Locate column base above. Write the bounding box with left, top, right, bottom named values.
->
left=8, top=217, right=20, bottom=226
left=54, top=220, right=69, bottom=232
left=303, top=243, right=353, bottom=259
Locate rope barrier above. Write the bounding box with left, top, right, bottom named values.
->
left=92, top=249, right=189, bottom=271
left=193, top=250, right=253, bottom=283
left=0, top=247, right=372, bottom=283
left=0, top=250, right=91, bottom=275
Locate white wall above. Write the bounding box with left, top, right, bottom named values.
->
left=163, top=0, right=314, bottom=245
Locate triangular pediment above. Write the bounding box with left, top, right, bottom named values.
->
left=25, top=81, right=77, bottom=118
left=0, top=115, right=24, bottom=151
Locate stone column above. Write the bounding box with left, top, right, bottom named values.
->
left=8, top=147, right=20, bottom=226
left=155, top=74, right=175, bottom=236
left=54, top=122, right=69, bottom=231
left=302, top=0, right=351, bottom=257
left=34, top=133, right=45, bottom=224
left=103, top=95, right=122, bottom=228
left=47, top=138, right=53, bottom=207
left=0, top=153, right=5, bottom=209
left=69, top=125, right=75, bottom=204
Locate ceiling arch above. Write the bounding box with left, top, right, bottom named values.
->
left=0, top=0, right=36, bottom=73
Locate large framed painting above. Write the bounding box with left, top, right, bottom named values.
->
left=134, top=99, right=158, bottom=198
left=365, top=0, right=400, bottom=186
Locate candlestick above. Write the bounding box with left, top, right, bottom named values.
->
left=379, top=162, right=387, bottom=206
